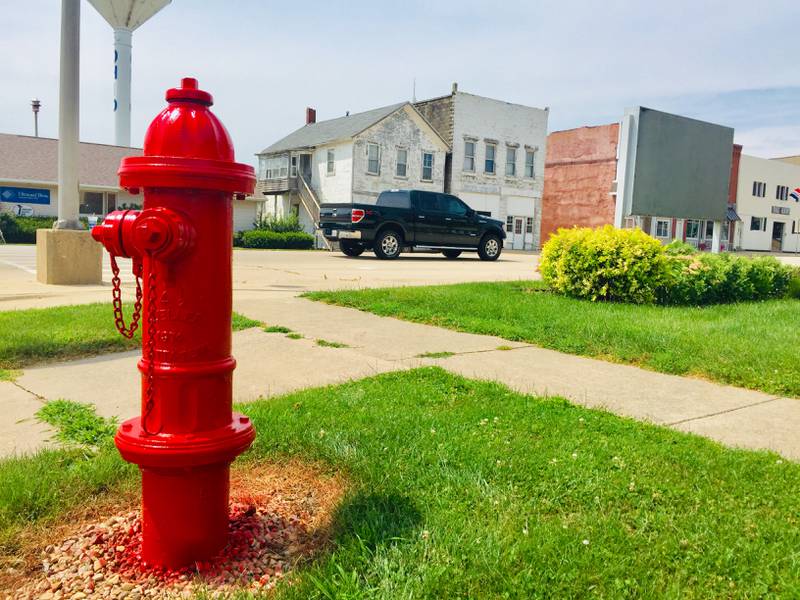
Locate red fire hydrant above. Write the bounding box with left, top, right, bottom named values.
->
left=92, top=77, right=256, bottom=569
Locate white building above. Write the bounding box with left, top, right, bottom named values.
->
left=415, top=84, right=549, bottom=250
left=256, top=103, right=449, bottom=247
left=0, top=133, right=262, bottom=231
left=735, top=154, right=800, bottom=252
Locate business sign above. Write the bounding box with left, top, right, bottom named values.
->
left=772, top=206, right=790, bottom=215
left=0, top=186, right=51, bottom=205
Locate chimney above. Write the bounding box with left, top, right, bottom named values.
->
left=451, top=82, right=458, bottom=94
left=305, top=107, right=316, bottom=125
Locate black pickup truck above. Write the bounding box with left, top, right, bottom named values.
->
left=318, top=190, right=506, bottom=260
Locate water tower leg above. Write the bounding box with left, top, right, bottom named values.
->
left=114, top=28, right=132, bottom=147
left=37, top=0, right=102, bottom=285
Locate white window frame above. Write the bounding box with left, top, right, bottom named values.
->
left=752, top=181, right=766, bottom=197
left=525, top=217, right=534, bottom=234
left=326, top=150, right=335, bottom=175
left=463, top=141, right=475, bottom=172
left=685, top=219, right=700, bottom=239
left=505, top=215, right=514, bottom=232
left=485, top=143, right=497, bottom=175
left=366, top=143, right=381, bottom=175
left=777, top=185, right=789, bottom=201
left=505, top=146, right=517, bottom=177
left=655, top=219, right=671, bottom=239
left=524, top=150, right=535, bottom=178
left=290, top=155, right=298, bottom=178
left=421, top=152, right=434, bottom=182
left=396, top=147, right=408, bottom=178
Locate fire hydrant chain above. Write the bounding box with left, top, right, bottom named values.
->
left=110, top=255, right=143, bottom=339
left=141, top=256, right=161, bottom=436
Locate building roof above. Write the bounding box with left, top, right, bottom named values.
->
left=0, top=133, right=142, bottom=188
left=259, top=103, right=407, bottom=155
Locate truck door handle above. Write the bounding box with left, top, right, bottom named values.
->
left=418, top=215, right=426, bottom=219
left=445, top=217, right=452, bottom=221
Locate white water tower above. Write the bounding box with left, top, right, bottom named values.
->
left=88, top=0, right=171, bottom=147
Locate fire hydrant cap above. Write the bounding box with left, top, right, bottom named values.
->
left=118, top=77, right=255, bottom=195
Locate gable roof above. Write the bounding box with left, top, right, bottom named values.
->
left=0, top=133, right=141, bottom=188
left=259, top=103, right=407, bottom=155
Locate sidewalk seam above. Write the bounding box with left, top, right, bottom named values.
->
left=11, top=381, right=48, bottom=403
left=666, top=396, right=782, bottom=427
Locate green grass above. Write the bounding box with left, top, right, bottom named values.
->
left=0, top=369, right=21, bottom=382
left=0, top=303, right=261, bottom=371
left=306, top=281, right=800, bottom=398
left=286, top=332, right=303, bottom=340
left=416, top=351, right=455, bottom=359
left=264, top=325, right=293, bottom=334
left=316, top=339, right=349, bottom=348
left=36, top=400, right=117, bottom=448
left=3, top=369, right=798, bottom=598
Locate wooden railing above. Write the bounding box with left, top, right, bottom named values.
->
left=296, top=173, right=331, bottom=250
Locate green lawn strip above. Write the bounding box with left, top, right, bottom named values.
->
left=305, top=281, right=800, bottom=398
left=0, top=303, right=261, bottom=371
left=36, top=400, right=117, bottom=448
left=4, top=369, right=799, bottom=597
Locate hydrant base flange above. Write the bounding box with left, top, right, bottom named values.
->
left=115, top=413, right=255, bottom=469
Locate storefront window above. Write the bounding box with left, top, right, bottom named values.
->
left=80, top=191, right=103, bottom=215
left=106, top=193, right=116, bottom=213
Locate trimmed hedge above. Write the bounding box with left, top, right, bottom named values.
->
left=0, top=214, right=58, bottom=243
left=237, top=230, right=314, bottom=249
left=540, top=226, right=796, bottom=306
left=539, top=225, right=668, bottom=304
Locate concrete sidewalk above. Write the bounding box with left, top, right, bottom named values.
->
left=4, top=295, right=798, bottom=460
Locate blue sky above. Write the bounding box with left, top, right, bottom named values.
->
left=1, top=0, right=798, bottom=166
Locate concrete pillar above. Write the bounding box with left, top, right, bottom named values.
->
left=37, top=0, right=102, bottom=285
left=113, top=28, right=132, bottom=147
left=711, top=220, right=722, bottom=254
left=55, top=0, right=81, bottom=230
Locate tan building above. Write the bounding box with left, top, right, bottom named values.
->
left=0, top=133, right=262, bottom=231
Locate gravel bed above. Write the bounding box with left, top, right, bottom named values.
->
left=13, top=502, right=304, bottom=599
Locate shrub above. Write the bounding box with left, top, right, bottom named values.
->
left=239, top=230, right=314, bottom=249
left=0, top=214, right=58, bottom=243
left=539, top=226, right=669, bottom=304
left=659, top=254, right=793, bottom=305
left=253, top=214, right=302, bottom=233
left=664, top=240, right=696, bottom=256
left=788, top=272, right=800, bottom=300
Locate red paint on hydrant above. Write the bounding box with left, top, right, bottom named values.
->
left=91, top=77, right=256, bottom=569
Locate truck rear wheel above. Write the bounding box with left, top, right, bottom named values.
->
left=442, top=249, right=462, bottom=259
left=373, top=229, right=402, bottom=260
left=340, top=240, right=365, bottom=257
left=478, top=234, right=502, bottom=261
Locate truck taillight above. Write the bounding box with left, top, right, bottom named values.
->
left=351, top=208, right=366, bottom=223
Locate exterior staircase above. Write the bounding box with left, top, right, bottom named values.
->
left=296, top=174, right=331, bottom=250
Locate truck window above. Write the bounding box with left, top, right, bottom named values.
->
left=442, top=195, right=468, bottom=216
left=377, top=191, right=411, bottom=209
left=418, top=192, right=443, bottom=212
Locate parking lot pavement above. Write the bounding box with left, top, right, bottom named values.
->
left=0, top=245, right=539, bottom=311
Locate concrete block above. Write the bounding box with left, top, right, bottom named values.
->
left=36, top=228, right=102, bottom=285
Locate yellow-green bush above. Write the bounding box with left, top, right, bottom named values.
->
left=540, top=226, right=796, bottom=305
left=540, top=226, right=668, bottom=304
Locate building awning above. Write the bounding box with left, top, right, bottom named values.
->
left=726, top=206, right=741, bottom=221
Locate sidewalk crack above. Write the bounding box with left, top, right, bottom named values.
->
left=666, top=396, right=782, bottom=427
left=11, top=381, right=48, bottom=403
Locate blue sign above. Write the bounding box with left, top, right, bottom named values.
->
left=0, top=186, right=51, bottom=205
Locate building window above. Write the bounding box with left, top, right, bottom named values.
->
left=526, top=217, right=533, bottom=234
left=290, top=156, right=298, bottom=177
left=506, top=216, right=513, bottom=232
left=264, top=155, right=289, bottom=179
left=485, top=143, right=496, bottom=174
left=776, top=185, right=789, bottom=201
left=421, top=152, right=434, bottom=181
left=750, top=216, right=766, bottom=231
left=705, top=220, right=714, bottom=238
left=396, top=148, right=408, bottom=177
left=514, top=218, right=523, bottom=235
left=685, top=219, right=700, bottom=239
left=327, top=150, right=335, bottom=175
left=505, top=146, right=517, bottom=177
left=524, top=150, right=535, bottom=178
left=106, top=193, right=116, bottom=213
left=655, top=219, right=670, bottom=238
left=79, top=191, right=103, bottom=215
left=752, top=181, right=766, bottom=197
left=367, top=143, right=380, bottom=175
left=463, top=141, right=475, bottom=172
